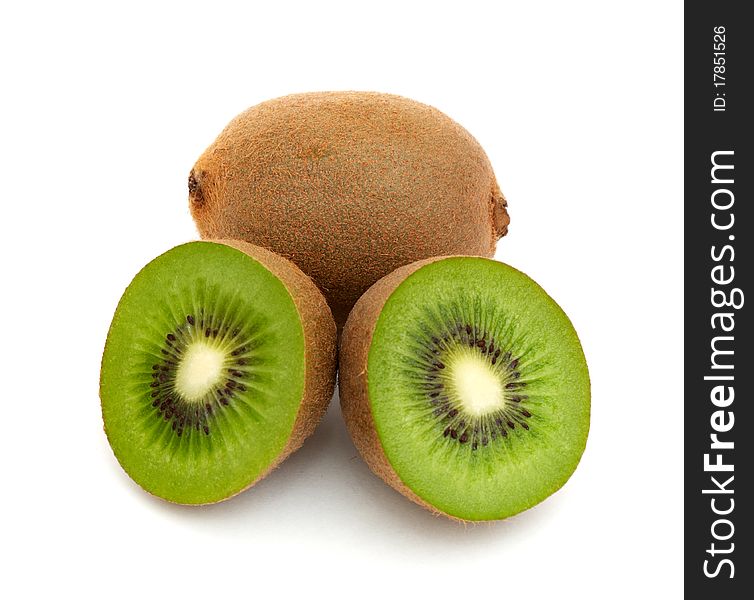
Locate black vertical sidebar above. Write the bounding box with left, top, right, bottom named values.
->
left=685, top=2, right=751, bottom=596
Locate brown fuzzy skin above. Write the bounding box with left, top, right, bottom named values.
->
left=213, top=239, right=337, bottom=497
left=189, top=92, right=509, bottom=328
left=340, top=256, right=463, bottom=520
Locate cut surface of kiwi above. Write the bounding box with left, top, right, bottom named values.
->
left=339, top=257, right=590, bottom=521
left=100, top=241, right=336, bottom=504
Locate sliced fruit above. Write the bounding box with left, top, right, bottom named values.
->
left=100, top=240, right=336, bottom=504
left=339, top=256, right=590, bottom=521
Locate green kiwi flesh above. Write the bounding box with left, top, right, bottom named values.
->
left=340, top=257, right=590, bottom=521
left=100, top=241, right=336, bottom=504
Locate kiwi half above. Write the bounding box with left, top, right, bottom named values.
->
left=100, top=240, right=336, bottom=504
left=339, top=257, right=590, bottom=521
left=188, top=91, right=509, bottom=327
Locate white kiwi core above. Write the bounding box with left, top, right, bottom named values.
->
left=175, top=342, right=226, bottom=402
left=448, top=351, right=505, bottom=416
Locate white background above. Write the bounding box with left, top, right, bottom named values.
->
left=0, top=2, right=683, bottom=598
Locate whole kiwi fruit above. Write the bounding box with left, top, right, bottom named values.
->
left=100, top=240, right=337, bottom=504
left=188, top=91, right=509, bottom=327
left=339, top=256, right=590, bottom=521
